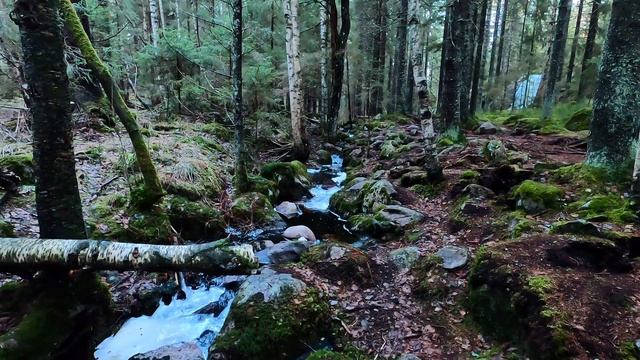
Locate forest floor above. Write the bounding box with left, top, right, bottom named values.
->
left=1, top=102, right=639, bottom=359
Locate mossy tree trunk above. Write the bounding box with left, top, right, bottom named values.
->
left=586, top=0, right=640, bottom=173
left=60, top=0, right=164, bottom=208
left=12, top=0, right=86, bottom=240
left=232, top=0, right=250, bottom=193
left=0, top=238, right=257, bottom=274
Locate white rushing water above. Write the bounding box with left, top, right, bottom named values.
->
left=94, top=282, right=231, bottom=360
left=304, top=154, right=347, bottom=211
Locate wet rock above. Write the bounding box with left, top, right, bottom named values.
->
left=389, top=247, right=421, bottom=271
left=476, top=121, right=498, bottom=135
left=377, top=205, right=424, bottom=228
left=216, top=276, right=247, bottom=292
left=436, top=246, right=469, bottom=270
left=400, top=170, right=433, bottom=187
left=275, top=201, right=300, bottom=219
left=231, top=192, right=279, bottom=225
left=283, top=225, right=316, bottom=242
left=194, top=290, right=234, bottom=316
left=316, top=150, right=332, bottom=165
left=256, top=239, right=311, bottom=265
left=129, top=341, right=204, bottom=360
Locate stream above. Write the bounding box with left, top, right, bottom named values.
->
left=94, top=155, right=348, bottom=360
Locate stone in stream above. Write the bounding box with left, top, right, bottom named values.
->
left=275, top=201, right=300, bottom=219
left=255, top=239, right=311, bottom=265
left=389, top=247, right=421, bottom=271
left=193, top=290, right=235, bottom=317
left=129, top=341, right=204, bottom=360
left=283, top=225, right=316, bottom=242
left=436, top=246, right=469, bottom=270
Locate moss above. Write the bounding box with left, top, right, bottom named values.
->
left=200, top=122, right=232, bottom=141
left=380, top=140, right=398, bottom=159
left=513, top=180, right=564, bottom=211
left=164, top=196, right=225, bottom=240
left=307, top=348, right=370, bottom=360
left=213, top=288, right=331, bottom=360
left=504, top=211, right=535, bottom=239
left=551, top=163, right=613, bottom=188
left=189, top=135, right=225, bottom=153
left=527, top=276, right=554, bottom=298
left=0, top=273, right=112, bottom=360
left=231, top=192, right=279, bottom=225
left=437, top=127, right=467, bottom=148
left=564, top=108, right=592, bottom=132
left=568, top=194, right=638, bottom=224
left=0, top=153, right=34, bottom=184
left=619, top=341, right=640, bottom=360
left=482, top=139, right=508, bottom=165
left=160, top=159, right=224, bottom=200
left=0, top=220, right=15, bottom=237
left=461, top=170, right=481, bottom=181
left=411, top=183, right=444, bottom=198
left=348, top=213, right=395, bottom=236
left=247, top=175, right=279, bottom=202
left=84, top=145, right=104, bottom=161
left=329, top=189, right=364, bottom=218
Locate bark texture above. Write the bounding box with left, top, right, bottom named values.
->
left=283, top=0, right=309, bottom=161
left=391, top=0, right=409, bottom=113
left=12, top=0, right=86, bottom=240
left=320, top=1, right=329, bottom=122
left=61, top=0, right=164, bottom=208
left=369, top=0, right=387, bottom=116
left=471, top=0, right=490, bottom=115
left=325, top=0, right=350, bottom=139
left=586, top=0, right=640, bottom=172
left=231, top=0, right=249, bottom=192
left=149, top=0, right=160, bottom=46
left=0, top=238, right=257, bottom=274
left=577, top=0, right=600, bottom=98
left=542, top=0, right=571, bottom=119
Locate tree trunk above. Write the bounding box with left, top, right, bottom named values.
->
left=326, top=0, right=350, bottom=139
left=158, top=0, right=166, bottom=30
left=175, top=0, right=181, bottom=30
left=586, top=0, right=640, bottom=173
left=61, top=0, right=164, bottom=208
left=566, top=0, right=584, bottom=83
left=487, top=0, right=502, bottom=85
left=391, top=0, right=409, bottom=113
left=13, top=0, right=86, bottom=240
left=0, top=238, right=257, bottom=274
left=542, top=0, right=571, bottom=119
left=320, top=0, right=329, bottom=123
left=231, top=0, right=249, bottom=192
left=283, top=0, right=309, bottom=161
left=369, top=0, right=387, bottom=116
left=577, top=0, right=600, bottom=98
left=470, top=0, right=489, bottom=116
left=459, top=1, right=476, bottom=122
left=149, top=0, right=160, bottom=46
left=437, top=5, right=452, bottom=113
left=495, top=0, right=509, bottom=80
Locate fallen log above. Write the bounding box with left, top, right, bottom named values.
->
left=0, top=238, right=257, bottom=274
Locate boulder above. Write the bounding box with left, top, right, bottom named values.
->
left=231, top=192, right=279, bottom=224
left=211, top=272, right=331, bottom=360
left=389, top=247, right=421, bottom=271
left=462, top=184, right=495, bottom=200
left=513, top=180, right=564, bottom=214
left=303, top=243, right=376, bottom=285
left=261, top=161, right=312, bottom=202
left=377, top=205, right=424, bottom=228
left=482, top=139, right=508, bottom=165
left=194, top=290, right=234, bottom=316
left=275, top=201, right=300, bottom=219
left=283, top=225, right=316, bottom=242
left=256, top=240, right=311, bottom=265
left=361, top=180, right=397, bottom=213
left=129, top=342, right=204, bottom=360
left=476, top=121, right=498, bottom=135
left=400, top=171, right=433, bottom=187
left=436, top=246, right=469, bottom=270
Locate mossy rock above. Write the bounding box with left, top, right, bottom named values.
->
left=164, top=196, right=225, bottom=241
left=212, top=286, right=331, bottom=360
left=302, top=243, right=375, bottom=286
left=551, top=163, right=611, bottom=189
left=329, top=186, right=365, bottom=218
left=461, top=170, right=481, bottom=182
left=504, top=211, right=534, bottom=239
left=261, top=161, right=312, bottom=202
left=247, top=175, right=279, bottom=203
left=619, top=341, right=640, bottom=360
left=0, top=220, right=15, bottom=237
left=513, top=180, right=564, bottom=214
left=200, top=122, right=232, bottom=141
left=161, top=159, right=224, bottom=201
left=412, top=255, right=449, bottom=300
left=482, top=140, right=508, bottom=165
left=568, top=194, right=638, bottom=224
left=348, top=213, right=395, bottom=236
left=0, top=154, right=34, bottom=184
left=0, top=273, right=112, bottom=360
left=564, top=108, right=592, bottom=132
left=466, top=247, right=572, bottom=359
left=231, top=192, right=279, bottom=225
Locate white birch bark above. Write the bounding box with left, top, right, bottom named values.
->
left=0, top=238, right=257, bottom=274
left=149, top=0, right=160, bottom=46
left=158, top=0, right=166, bottom=30
left=408, top=0, right=434, bottom=143
left=175, top=0, right=181, bottom=30
left=283, top=0, right=307, bottom=157
left=319, top=1, right=329, bottom=123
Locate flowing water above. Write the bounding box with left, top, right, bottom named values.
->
left=94, top=155, right=348, bottom=359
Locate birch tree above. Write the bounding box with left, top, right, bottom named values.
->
left=283, top=0, right=309, bottom=161
left=149, top=0, right=160, bottom=46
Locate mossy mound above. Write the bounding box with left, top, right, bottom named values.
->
left=329, top=180, right=396, bottom=218
left=0, top=273, right=112, bottom=360
left=513, top=180, right=564, bottom=214
left=302, top=243, right=376, bottom=286
left=164, top=196, right=225, bottom=240
left=230, top=192, right=279, bottom=225
left=568, top=194, right=638, bottom=224
left=551, top=163, right=611, bottom=189
left=160, top=158, right=224, bottom=201
left=0, top=154, right=34, bottom=184
left=200, top=122, right=232, bottom=141
left=212, top=288, right=331, bottom=360
left=0, top=220, right=15, bottom=237
left=247, top=175, right=279, bottom=202
left=437, top=127, right=467, bottom=148
left=261, top=161, right=311, bottom=202
left=564, top=108, right=592, bottom=132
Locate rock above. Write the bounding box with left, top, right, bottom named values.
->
left=476, top=121, right=498, bottom=135
left=482, top=139, right=508, bottom=165
left=194, top=290, right=235, bottom=316
left=256, top=240, right=311, bottom=265
left=389, top=247, right=421, bottom=270
left=513, top=180, right=564, bottom=214
left=316, top=149, right=332, bottom=165
left=260, top=161, right=312, bottom=202
left=211, top=273, right=330, bottom=360
left=389, top=166, right=423, bottom=179
left=459, top=198, right=490, bottom=216
left=462, top=184, right=495, bottom=200
left=231, top=192, right=279, bottom=224
left=373, top=113, right=383, bottom=120
left=400, top=170, right=433, bottom=187
left=550, top=220, right=603, bottom=237
left=361, top=180, right=397, bottom=213
left=479, top=165, right=533, bottom=194
left=436, top=246, right=469, bottom=270
left=283, top=225, right=316, bottom=242
left=378, top=205, right=425, bottom=228
left=397, top=354, right=421, bottom=360
left=304, top=244, right=375, bottom=285
left=275, top=201, right=300, bottom=219
left=129, top=341, right=204, bottom=360
left=564, top=108, right=592, bottom=132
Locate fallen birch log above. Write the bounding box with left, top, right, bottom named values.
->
left=0, top=238, right=257, bottom=274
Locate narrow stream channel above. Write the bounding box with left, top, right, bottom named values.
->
left=94, top=155, right=347, bottom=360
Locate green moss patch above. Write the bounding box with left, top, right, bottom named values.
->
left=0, top=154, right=34, bottom=184
left=0, top=220, right=15, bottom=237
left=513, top=180, right=564, bottom=213
left=231, top=192, right=279, bottom=225
left=567, top=194, right=638, bottom=224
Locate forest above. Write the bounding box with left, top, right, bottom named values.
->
left=0, top=0, right=639, bottom=359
